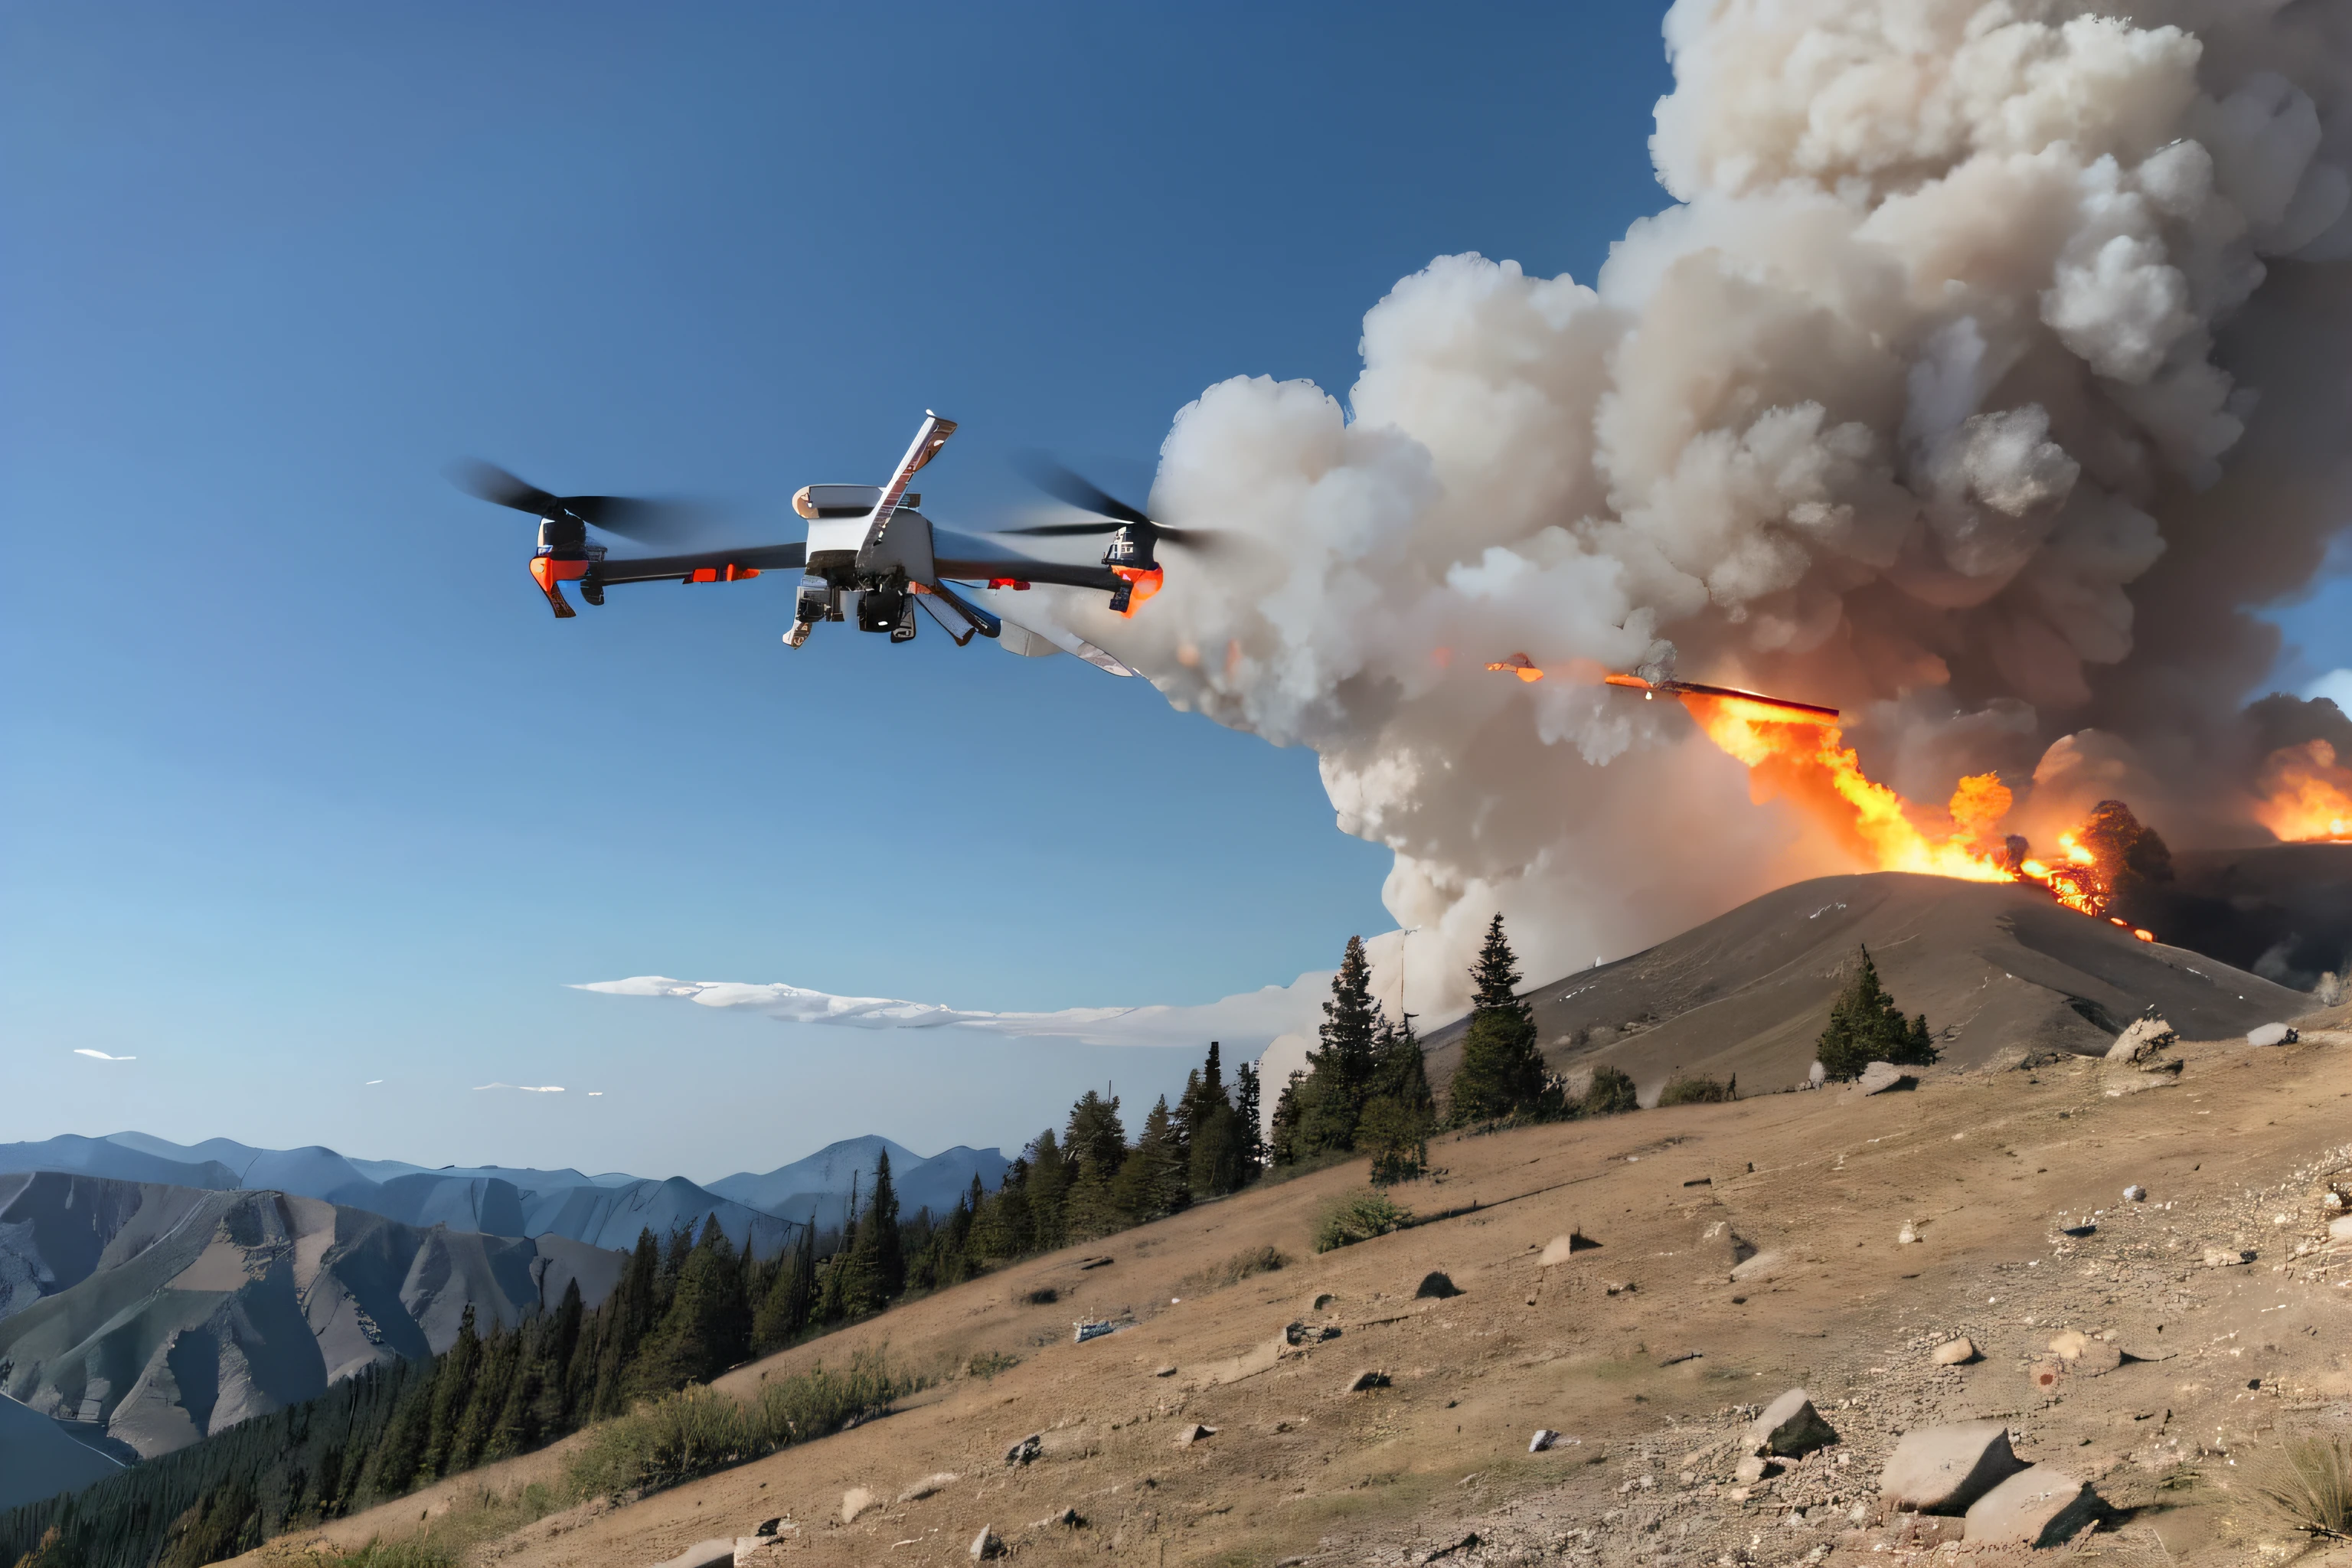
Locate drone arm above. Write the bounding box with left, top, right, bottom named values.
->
left=593, top=541, right=807, bottom=586
left=932, top=552, right=1122, bottom=593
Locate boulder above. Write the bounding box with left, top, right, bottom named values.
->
left=1694, top=1219, right=1756, bottom=1269
left=1879, top=1422, right=2027, bottom=1513
left=1539, top=1232, right=1600, bottom=1265
left=1002, top=1432, right=1043, bottom=1467
left=1310, top=1292, right=1337, bottom=1310
left=1344, top=1369, right=1390, bottom=1393
left=1414, top=1270, right=1461, bottom=1298
left=1857, top=1061, right=1913, bottom=1095
left=1729, top=1250, right=1784, bottom=1283
left=1747, top=1389, right=1838, bottom=1457
left=1174, top=1423, right=1216, bottom=1447
left=2248, top=1022, right=2298, bottom=1047
left=1962, top=1465, right=2099, bottom=1547
left=2331, top=1214, right=2352, bottom=1243
left=648, top=1542, right=735, bottom=1568
left=1932, top=1338, right=1977, bottom=1366
left=969, top=1524, right=1004, bottom=1560
left=840, top=1488, right=880, bottom=1524
left=1529, top=1429, right=1563, bottom=1452
left=753, top=1519, right=785, bottom=1538
left=2105, top=1017, right=2175, bottom=1063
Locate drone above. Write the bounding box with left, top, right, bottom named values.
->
left=454, top=412, right=1216, bottom=678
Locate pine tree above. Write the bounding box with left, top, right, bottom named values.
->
left=1295, top=936, right=1380, bottom=1155
left=416, top=1303, right=480, bottom=1483
left=1233, top=1060, right=1265, bottom=1181
left=841, top=1148, right=905, bottom=1315
left=448, top=1313, right=515, bottom=1471
left=1026, top=1130, right=1070, bottom=1252
left=1267, top=1070, right=1304, bottom=1168
left=590, top=1228, right=662, bottom=1418
left=1060, top=1090, right=1129, bottom=1240
left=1111, top=1095, right=1188, bottom=1222
left=753, top=1220, right=816, bottom=1353
left=1361, top=1015, right=1436, bottom=1184
left=1447, top=913, right=1560, bottom=1123
left=1816, top=945, right=1940, bottom=1079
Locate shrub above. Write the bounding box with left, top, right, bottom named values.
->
left=965, top=1350, right=1020, bottom=1379
left=1580, top=1065, right=1640, bottom=1116
left=1179, top=1245, right=1290, bottom=1295
left=1657, top=1073, right=1735, bottom=1106
left=343, top=1539, right=462, bottom=1568
left=1818, top=946, right=1938, bottom=1080
left=1312, top=1189, right=1413, bottom=1253
left=564, top=1351, right=908, bottom=1500
left=2252, top=1432, right=2352, bottom=1540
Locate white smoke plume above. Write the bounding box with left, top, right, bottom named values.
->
left=1059, top=1, right=2352, bottom=1017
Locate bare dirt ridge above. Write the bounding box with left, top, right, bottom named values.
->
left=237, top=1018, right=2352, bottom=1567
left=1420, top=870, right=2316, bottom=1102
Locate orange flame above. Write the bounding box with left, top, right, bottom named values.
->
left=1680, top=695, right=2011, bottom=882
left=1672, top=690, right=2157, bottom=936
left=2252, top=739, right=2352, bottom=842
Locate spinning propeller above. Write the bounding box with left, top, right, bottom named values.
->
left=1000, top=457, right=1228, bottom=615
left=450, top=461, right=709, bottom=546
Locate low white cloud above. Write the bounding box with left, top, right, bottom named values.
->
left=364, top=1079, right=384, bottom=1086
left=73, top=1048, right=136, bottom=1061
left=575, top=973, right=1331, bottom=1051
left=587, top=1091, right=603, bottom=1096
left=472, top=1083, right=565, bottom=1093
left=2304, top=668, right=2352, bottom=710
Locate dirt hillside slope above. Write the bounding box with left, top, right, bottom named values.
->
left=243, top=1025, right=2352, bottom=1568
left=1421, top=872, right=2309, bottom=1102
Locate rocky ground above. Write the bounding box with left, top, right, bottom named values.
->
left=237, top=1014, right=2352, bottom=1568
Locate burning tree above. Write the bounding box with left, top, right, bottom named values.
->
left=1816, top=945, right=1939, bottom=1082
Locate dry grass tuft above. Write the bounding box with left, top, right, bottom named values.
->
left=1178, top=1245, right=1291, bottom=1295
left=2251, top=1431, right=2352, bottom=1540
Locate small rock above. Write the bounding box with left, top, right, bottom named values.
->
left=1857, top=1061, right=1912, bottom=1095
left=1747, top=1389, right=1838, bottom=1457
left=2047, top=1328, right=2089, bottom=1360
left=1882, top=1514, right=1966, bottom=1548
left=2326, top=1214, right=2352, bottom=1242
left=969, top=1524, right=1004, bottom=1560
left=1808, top=1060, right=1827, bottom=1087
left=1002, top=1433, right=1043, bottom=1467
left=896, top=1473, right=959, bottom=1503
left=1414, top=1271, right=1461, bottom=1299
left=1603, top=1279, right=1635, bottom=1295
left=1932, top=1338, right=1977, bottom=1366
left=1529, top=1429, right=1563, bottom=1452
left=1729, top=1250, right=1784, bottom=1283
left=841, top=1488, right=880, bottom=1525
left=2122, top=1184, right=2146, bottom=1201
left=1880, top=1422, right=2027, bottom=1513
left=2247, top=1022, right=2298, bottom=1047
left=1896, top=1221, right=1920, bottom=1245
left=1310, top=1292, right=1336, bottom=1311
left=1344, top=1369, right=1390, bottom=1393
left=1962, top=1465, right=2098, bottom=1547
left=2203, top=1248, right=2254, bottom=1268
left=1034, top=1507, right=1083, bottom=1528
left=1175, top=1423, right=1216, bottom=1447
left=753, top=1518, right=784, bottom=1538
left=1733, top=1455, right=1773, bottom=1485
left=2105, top=1016, right=2175, bottom=1063
left=1153, top=1364, right=1177, bottom=1377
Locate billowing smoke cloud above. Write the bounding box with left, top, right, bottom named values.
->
left=1057, top=1, right=2352, bottom=1016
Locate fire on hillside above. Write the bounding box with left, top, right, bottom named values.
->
left=1674, top=693, right=2161, bottom=939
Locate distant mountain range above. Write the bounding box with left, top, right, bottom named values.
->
left=0, top=1132, right=1010, bottom=1261
left=0, top=1170, right=627, bottom=1503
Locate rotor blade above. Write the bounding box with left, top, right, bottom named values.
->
left=998, top=519, right=1125, bottom=537
left=559, top=495, right=710, bottom=545
left=450, top=459, right=564, bottom=518
left=1154, top=525, right=1233, bottom=551
left=1013, top=452, right=1152, bottom=527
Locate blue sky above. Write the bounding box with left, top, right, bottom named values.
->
left=5, top=3, right=2347, bottom=1181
